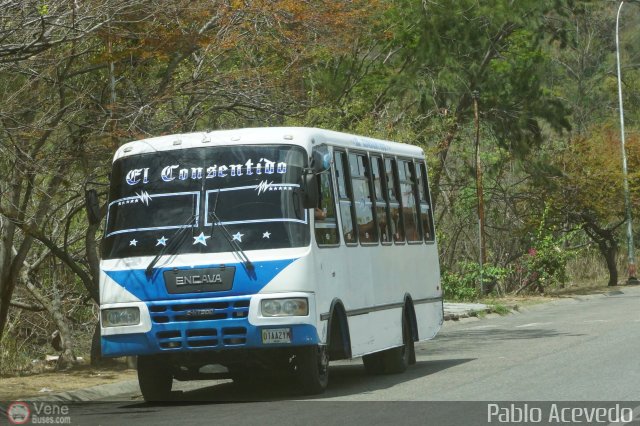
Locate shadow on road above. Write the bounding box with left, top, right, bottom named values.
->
left=425, top=327, right=585, bottom=356
left=109, top=357, right=473, bottom=406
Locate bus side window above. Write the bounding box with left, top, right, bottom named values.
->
left=334, top=151, right=357, bottom=245
left=349, top=153, right=378, bottom=244
left=314, top=170, right=340, bottom=246
left=400, top=160, right=420, bottom=242
left=384, top=157, right=405, bottom=243
left=418, top=162, right=435, bottom=242
left=371, top=155, right=391, bottom=243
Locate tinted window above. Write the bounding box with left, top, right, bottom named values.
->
left=417, top=162, right=435, bottom=241
left=384, top=158, right=405, bottom=243
left=314, top=169, right=340, bottom=246
left=400, top=160, right=420, bottom=242
left=349, top=153, right=377, bottom=244
left=371, top=155, right=391, bottom=243
left=334, top=151, right=357, bottom=245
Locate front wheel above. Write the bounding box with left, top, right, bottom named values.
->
left=293, top=345, right=329, bottom=395
left=137, top=355, right=173, bottom=402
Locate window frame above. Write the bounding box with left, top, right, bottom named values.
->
left=314, top=161, right=341, bottom=248
left=333, top=149, right=359, bottom=246
left=398, top=158, right=423, bottom=245
left=370, top=154, right=393, bottom=246
left=384, top=156, right=406, bottom=245
left=348, top=151, right=379, bottom=247
left=418, top=161, right=436, bottom=243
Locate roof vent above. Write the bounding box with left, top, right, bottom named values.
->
left=173, top=140, right=182, bottom=146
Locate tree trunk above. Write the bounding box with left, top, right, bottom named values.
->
left=602, top=242, right=618, bottom=287
left=582, top=219, right=620, bottom=288
left=90, top=322, right=102, bottom=366
left=23, top=273, right=77, bottom=369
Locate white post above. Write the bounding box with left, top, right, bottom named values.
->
left=616, top=1, right=638, bottom=284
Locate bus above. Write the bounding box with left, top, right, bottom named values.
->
left=95, top=127, right=443, bottom=400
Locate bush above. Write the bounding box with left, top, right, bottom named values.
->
left=510, top=207, right=573, bottom=293
left=442, top=261, right=509, bottom=301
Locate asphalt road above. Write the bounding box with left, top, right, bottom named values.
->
left=58, top=286, right=640, bottom=425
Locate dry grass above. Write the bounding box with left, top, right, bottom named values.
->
left=0, top=362, right=136, bottom=400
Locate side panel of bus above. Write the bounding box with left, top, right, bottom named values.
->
left=311, top=143, right=442, bottom=358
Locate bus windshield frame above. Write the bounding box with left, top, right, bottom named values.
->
left=102, top=144, right=310, bottom=260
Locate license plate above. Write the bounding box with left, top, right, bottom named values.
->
left=262, top=328, right=292, bottom=344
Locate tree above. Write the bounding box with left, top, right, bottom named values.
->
left=0, top=0, right=385, bottom=363
left=541, top=128, right=640, bottom=286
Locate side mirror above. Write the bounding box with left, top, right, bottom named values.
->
left=85, top=189, right=101, bottom=225
left=300, top=172, right=319, bottom=209
left=311, top=145, right=331, bottom=173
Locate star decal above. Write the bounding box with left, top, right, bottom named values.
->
left=129, top=239, right=138, bottom=246
left=262, top=231, right=271, bottom=239
left=156, top=236, right=168, bottom=246
left=232, top=232, right=244, bottom=242
left=193, top=232, right=210, bottom=246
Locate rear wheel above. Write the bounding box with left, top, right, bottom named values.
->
left=362, top=352, right=386, bottom=375
left=137, top=355, right=173, bottom=402
left=382, top=315, right=412, bottom=374
left=293, top=345, right=329, bottom=395
left=363, top=315, right=414, bottom=375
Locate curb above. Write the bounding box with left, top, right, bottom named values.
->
left=443, top=302, right=492, bottom=321
left=28, top=380, right=139, bottom=402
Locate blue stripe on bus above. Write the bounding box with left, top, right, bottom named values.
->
left=103, top=258, right=298, bottom=301
left=101, top=321, right=319, bottom=357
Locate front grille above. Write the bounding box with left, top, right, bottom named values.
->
left=222, top=327, right=247, bottom=345
left=155, top=326, right=249, bottom=350
left=149, top=299, right=250, bottom=323
left=149, top=298, right=250, bottom=350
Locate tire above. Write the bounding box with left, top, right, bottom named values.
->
left=137, top=355, right=173, bottom=402
left=362, top=352, right=385, bottom=375
left=382, top=315, right=412, bottom=374
left=293, top=345, right=329, bottom=395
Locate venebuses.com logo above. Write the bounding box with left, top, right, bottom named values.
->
left=4, top=401, right=71, bottom=424
left=6, top=402, right=30, bottom=424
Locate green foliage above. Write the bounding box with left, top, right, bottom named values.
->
left=513, top=207, right=574, bottom=291
left=37, top=0, right=49, bottom=16
left=490, top=304, right=511, bottom=316
left=387, top=0, right=572, bottom=152
left=442, top=261, right=510, bottom=301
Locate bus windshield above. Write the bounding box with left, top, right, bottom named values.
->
left=102, top=144, right=309, bottom=260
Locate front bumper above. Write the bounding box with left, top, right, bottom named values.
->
left=101, top=295, right=319, bottom=357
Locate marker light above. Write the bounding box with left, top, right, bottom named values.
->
left=261, top=298, right=308, bottom=317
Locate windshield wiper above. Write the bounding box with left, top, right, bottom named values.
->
left=209, top=211, right=255, bottom=275
left=145, top=215, right=196, bottom=278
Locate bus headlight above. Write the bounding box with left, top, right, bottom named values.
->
left=101, top=307, right=141, bottom=327
left=261, top=298, right=308, bottom=317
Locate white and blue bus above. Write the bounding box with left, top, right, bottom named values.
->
left=97, top=127, right=442, bottom=400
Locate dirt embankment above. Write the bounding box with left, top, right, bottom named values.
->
left=0, top=364, right=136, bottom=401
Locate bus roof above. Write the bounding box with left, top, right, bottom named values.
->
left=113, top=127, right=424, bottom=162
